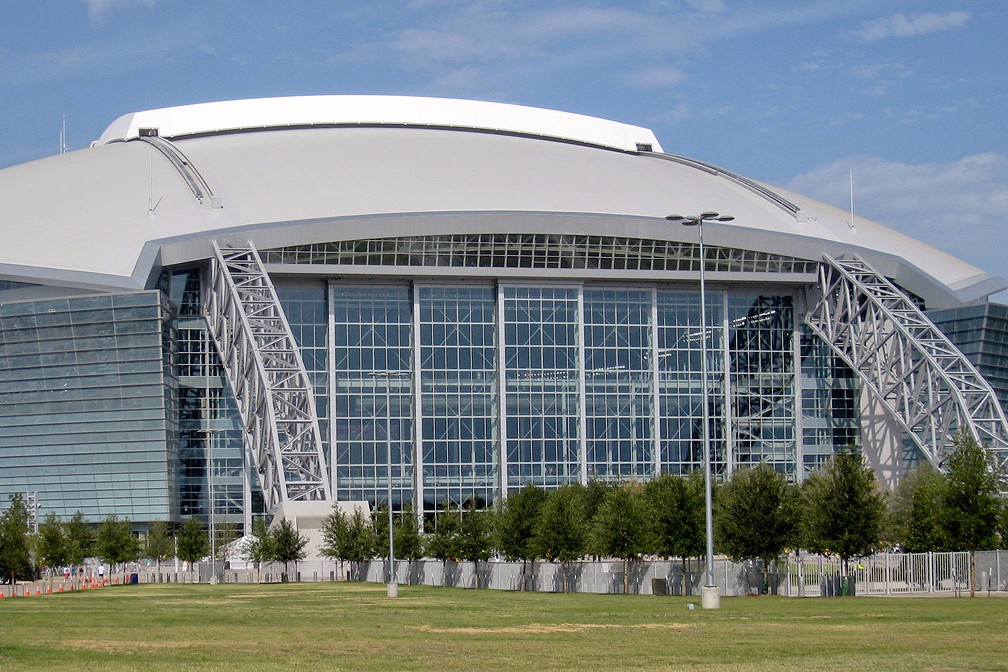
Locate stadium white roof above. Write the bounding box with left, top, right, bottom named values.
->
left=0, top=95, right=1002, bottom=307
left=95, top=95, right=663, bottom=154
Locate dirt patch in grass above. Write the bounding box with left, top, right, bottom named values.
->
left=54, top=639, right=195, bottom=653
left=412, top=622, right=694, bottom=635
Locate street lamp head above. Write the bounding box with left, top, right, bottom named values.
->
left=665, top=214, right=698, bottom=226
left=665, top=212, right=734, bottom=225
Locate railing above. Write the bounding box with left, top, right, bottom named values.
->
left=9, top=552, right=1005, bottom=596
left=784, top=551, right=974, bottom=596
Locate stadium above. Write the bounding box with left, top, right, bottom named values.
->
left=1, top=95, right=1006, bottom=533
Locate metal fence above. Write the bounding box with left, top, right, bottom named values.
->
left=24, top=549, right=1000, bottom=599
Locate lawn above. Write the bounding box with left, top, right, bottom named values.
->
left=0, top=582, right=1005, bottom=671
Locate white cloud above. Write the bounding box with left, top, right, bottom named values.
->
left=625, top=65, right=687, bottom=89
left=84, top=0, right=158, bottom=21
left=856, top=12, right=970, bottom=42
left=0, top=22, right=210, bottom=89
left=328, top=1, right=871, bottom=98
left=684, top=0, right=726, bottom=12
left=649, top=102, right=691, bottom=124
left=787, top=153, right=1008, bottom=279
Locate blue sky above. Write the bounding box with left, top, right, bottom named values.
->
left=2, top=0, right=1006, bottom=294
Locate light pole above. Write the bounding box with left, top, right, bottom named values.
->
left=372, top=371, right=399, bottom=598
left=665, top=210, right=733, bottom=610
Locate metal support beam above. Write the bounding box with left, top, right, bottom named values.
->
left=204, top=240, right=331, bottom=513
left=804, top=253, right=1008, bottom=470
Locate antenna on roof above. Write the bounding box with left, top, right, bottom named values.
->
left=59, top=115, right=66, bottom=155
left=848, top=165, right=856, bottom=230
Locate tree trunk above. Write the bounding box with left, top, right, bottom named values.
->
left=970, top=549, right=976, bottom=598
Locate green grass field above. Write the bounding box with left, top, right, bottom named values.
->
left=0, top=582, right=1005, bottom=671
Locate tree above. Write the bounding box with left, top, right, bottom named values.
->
left=589, top=483, right=650, bottom=594
left=214, top=521, right=242, bottom=561
left=904, top=467, right=950, bottom=553
left=393, top=505, right=424, bottom=564
left=715, top=463, right=798, bottom=593
left=245, top=517, right=274, bottom=583
left=271, top=519, right=309, bottom=580
left=177, top=517, right=208, bottom=578
left=531, top=484, right=588, bottom=592
left=457, top=501, right=491, bottom=587
left=644, top=474, right=705, bottom=593
left=145, top=521, right=174, bottom=574
left=582, top=480, right=616, bottom=527
left=494, top=484, right=548, bottom=591
left=36, top=512, right=69, bottom=591
left=96, top=514, right=140, bottom=581
left=802, top=449, right=886, bottom=580
left=885, top=463, right=941, bottom=549
left=0, top=494, right=34, bottom=583
left=941, top=432, right=1002, bottom=596
left=425, top=503, right=462, bottom=586
left=65, top=511, right=93, bottom=566
left=320, top=507, right=377, bottom=581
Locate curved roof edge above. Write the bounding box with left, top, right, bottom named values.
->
left=2, top=211, right=1003, bottom=309
left=95, top=95, right=663, bottom=154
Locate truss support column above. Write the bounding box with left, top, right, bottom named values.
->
left=804, top=253, right=1008, bottom=471
left=204, top=240, right=332, bottom=514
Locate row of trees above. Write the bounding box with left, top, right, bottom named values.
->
left=0, top=507, right=219, bottom=583
left=3, top=433, right=1005, bottom=594
left=318, top=433, right=1008, bottom=595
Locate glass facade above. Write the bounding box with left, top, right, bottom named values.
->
left=329, top=285, right=413, bottom=508
left=0, top=291, right=178, bottom=522
left=297, top=275, right=815, bottom=518
left=418, top=286, right=497, bottom=510
left=727, top=295, right=796, bottom=472
left=799, top=327, right=861, bottom=476
left=0, top=257, right=884, bottom=525
left=656, top=290, right=724, bottom=476
left=502, top=286, right=580, bottom=491
left=583, top=288, right=654, bottom=482
left=261, top=234, right=820, bottom=274
left=167, top=270, right=249, bottom=530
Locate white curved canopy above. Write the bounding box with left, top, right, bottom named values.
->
left=96, top=95, right=663, bottom=154
left=0, top=95, right=1003, bottom=308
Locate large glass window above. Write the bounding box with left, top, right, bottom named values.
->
left=331, top=285, right=413, bottom=508
left=502, top=286, right=580, bottom=491
left=0, top=291, right=177, bottom=521
left=656, top=290, right=725, bottom=476
left=276, top=280, right=329, bottom=456
left=418, top=286, right=496, bottom=512
left=583, top=289, right=653, bottom=481
left=728, top=295, right=796, bottom=473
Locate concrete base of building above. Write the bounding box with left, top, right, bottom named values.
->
left=701, top=585, right=720, bottom=609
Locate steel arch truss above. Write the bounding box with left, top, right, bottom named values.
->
left=205, top=240, right=331, bottom=512
left=804, top=253, right=1008, bottom=469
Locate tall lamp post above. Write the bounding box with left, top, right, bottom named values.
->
left=372, top=371, right=400, bottom=598
left=665, top=210, right=734, bottom=610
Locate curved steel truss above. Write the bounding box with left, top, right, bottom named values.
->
left=804, top=253, right=1008, bottom=468
left=205, top=240, right=331, bottom=511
